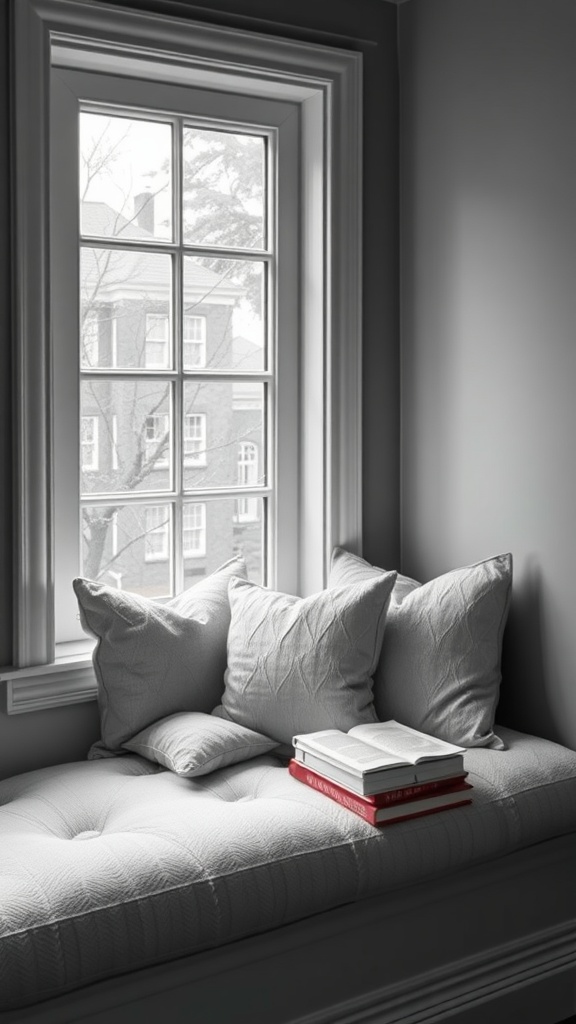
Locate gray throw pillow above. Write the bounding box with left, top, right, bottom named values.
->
left=329, top=547, right=512, bottom=749
left=215, top=571, right=397, bottom=747
left=73, top=555, right=247, bottom=756
left=123, top=712, right=279, bottom=776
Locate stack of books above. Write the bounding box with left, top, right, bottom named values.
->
left=290, top=720, right=473, bottom=826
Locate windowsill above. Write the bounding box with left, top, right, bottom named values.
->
left=0, top=643, right=97, bottom=714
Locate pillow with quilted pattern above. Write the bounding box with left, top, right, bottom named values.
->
left=329, top=547, right=512, bottom=749
left=73, top=555, right=247, bottom=757
left=123, top=712, right=279, bottom=776
left=214, top=572, right=397, bottom=747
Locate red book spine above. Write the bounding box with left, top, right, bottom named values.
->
left=289, top=760, right=472, bottom=826
left=288, top=759, right=467, bottom=807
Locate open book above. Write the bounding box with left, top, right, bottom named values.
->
left=293, top=721, right=465, bottom=795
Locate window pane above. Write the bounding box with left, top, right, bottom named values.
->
left=80, top=112, right=172, bottom=242
left=183, top=314, right=206, bottom=369
left=181, top=497, right=264, bottom=589
left=182, top=381, right=264, bottom=490
left=183, top=256, right=264, bottom=371
left=182, top=128, right=265, bottom=249
left=183, top=501, right=206, bottom=558
left=80, top=249, right=172, bottom=369
left=82, top=503, right=172, bottom=597
left=81, top=381, right=172, bottom=494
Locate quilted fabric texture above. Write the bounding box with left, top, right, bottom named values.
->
left=329, top=548, right=512, bottom=749
left=73, top=555, right=247, bottom=755
left=1, top=728, right=576, bottom=1011
left=123, top=712, right=279, bottom=776
left=217, top=572, right=397, bottom=746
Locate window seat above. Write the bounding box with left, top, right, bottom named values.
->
left=1, top=726, right=576, bottom=1024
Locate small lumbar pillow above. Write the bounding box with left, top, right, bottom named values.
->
left=73, top=555, right=247, bottom=757
left=215, top=571, right=397, bottom=747
left=123, top=712, right=279, bottom=776
left=329, top=547, right=512, bottom=749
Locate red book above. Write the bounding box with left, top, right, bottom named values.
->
left=288, top=759, right=473, bottom=827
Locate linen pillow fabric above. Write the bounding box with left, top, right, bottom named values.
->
left=328, top=547, right=512, bottom=749
left=73, top=555, right=247, bottom=756
left=123, top=712, right=279, bottom=776
left=216, top=571, right=397, bottom=747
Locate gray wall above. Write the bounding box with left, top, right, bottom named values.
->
left=0, top=0, right=400, bottom=778
left=399, top=0, right=576, bottom=747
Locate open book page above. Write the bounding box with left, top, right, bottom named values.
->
left=292, top=730, right=411, bottom=772
left=349, top=720, right=465, bottom=763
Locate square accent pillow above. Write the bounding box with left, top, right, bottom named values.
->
left=215, top=571, right=397, bottom=747
left=329, top=547, right=512, bottom=749
left=73, top=555, right=247, bottom=756
left=123, top=712, right=279, bottom=776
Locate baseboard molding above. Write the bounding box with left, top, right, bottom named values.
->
left=298, top=920, right=576, bottom=1024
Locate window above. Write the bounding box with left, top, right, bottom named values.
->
left=183, top=503, right=206, bottom=557
left=184, top=413, right=207, bottom=466
left=8, top=0, right=361, bottom=713
left=235, top=442, right=259, bottom=521
left=81, top=311, right=99, bottom=367
left=145, top=414, right=170, bottom=467
left=145, top=314, right=170, bottom=368
left=144, top=506, right=170, bottom=562
left=80, top=416, right=99, bottom=472
left=183, top=315, right=206, bottom=369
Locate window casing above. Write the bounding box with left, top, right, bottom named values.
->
left=5, top=0, right=362, bottom=713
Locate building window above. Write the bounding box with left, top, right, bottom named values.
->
left=184, top=413, right=206, bottom=466
left=183, top=315, right=206, bottom=368
left=81, top=311, right=99, bottom=367
left=183, top=503, right=206, bottom=557
left=80, top=416, right=99, bottom=471
left=145, top=313, right=170, bottom=368
left=235, top=442, right=259, bottom=521
left=145, top=414, right=170, bottom=466
left=144, top=506, right=170, bottom=562
left=10, top=1, right=361, bottom=706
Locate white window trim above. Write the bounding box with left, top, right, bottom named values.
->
left=5, top=0, right=362, bottom=712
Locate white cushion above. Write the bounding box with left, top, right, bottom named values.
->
left=124, top=712, right=279, bottom=776
left=73, top=555, right=247, bottom=755
left=329, top=548, right=512, bottom=749
left=215, top=572, right=397, bottom=747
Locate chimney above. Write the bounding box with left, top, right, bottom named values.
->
left=133, top=189, right=155, bottom=234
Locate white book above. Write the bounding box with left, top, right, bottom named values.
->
left=293, top=720, right=465, bottom=785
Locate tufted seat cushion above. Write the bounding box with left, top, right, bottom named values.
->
left=1, top=727, right=576, bottom=1011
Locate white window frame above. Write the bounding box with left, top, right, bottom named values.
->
left=80, top=415, right=99, bottom=472
left=4, top=0, right=362, bottom=714
left=184, top=413, right=207, bottom=467
left=183, top=502, right=206, bottom=558
left=183, top=314, right=206, bottom=369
